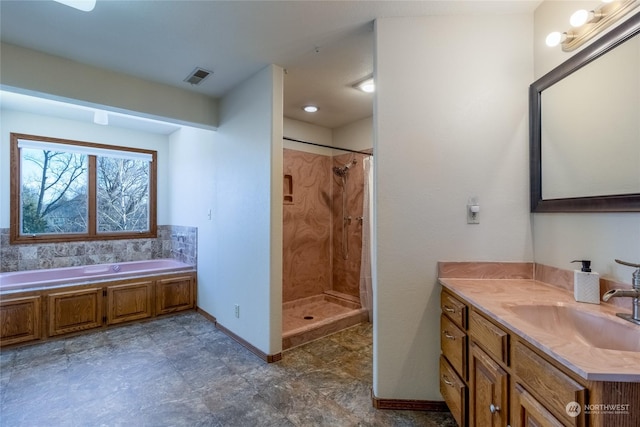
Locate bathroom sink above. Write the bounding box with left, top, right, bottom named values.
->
left=508, top=304, right=640, bottom=352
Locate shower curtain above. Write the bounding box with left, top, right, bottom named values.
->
left=359, top=156, right=373, bottom=322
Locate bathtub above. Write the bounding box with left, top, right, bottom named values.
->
left=0, top=259, right=195, bottom=293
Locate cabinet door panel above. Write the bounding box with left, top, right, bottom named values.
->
left=514, top=383, right=564, bottom=427
left=1, top=296, right=41, bottom=345
left=156, top=275, right=195, bottom=315
left=470, top=342, right=508, bottom=427
left=107, top=281, right=154, bottom=325
left=514, top=342, right=585, bottom=426
left=48, top=288, right=102, bottom=336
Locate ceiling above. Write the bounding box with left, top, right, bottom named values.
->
left=0, top=0, right=539, bottom=131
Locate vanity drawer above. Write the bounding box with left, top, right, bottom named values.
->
left=514, top=341, right=585, bottom=426
left=469, top=310, right=509, bottom=365
left=441, top=290, right=467, bottom=329
left=440, top=355, right=467, bottom=427
left=441, top=313, right=467, bottom=380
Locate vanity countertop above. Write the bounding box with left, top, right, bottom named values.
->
left=439, top=277, right=640, bottom=382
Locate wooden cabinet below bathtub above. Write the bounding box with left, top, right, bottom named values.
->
left=0, top=271, right=197, bottom=347
left=48, top=288, right=103, bottom=336
left=106, top=281, right=154, bottom=325
left=156, top=275, right=196, bottom=315
left=0, top=295, right=42, bottom=346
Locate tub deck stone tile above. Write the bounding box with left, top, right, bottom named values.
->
left=0, top=311, right=456, bottom=426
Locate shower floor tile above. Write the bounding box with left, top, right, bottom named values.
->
left=282, top=294, right=369, bottom=349
left=283, top=295, right=355, bottom=334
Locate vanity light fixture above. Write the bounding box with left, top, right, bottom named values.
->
left=545, top=0, right=639, bottom=51
left=52, top=0, right=96, bottom=12
left=302, top=105, right=318, bottom=113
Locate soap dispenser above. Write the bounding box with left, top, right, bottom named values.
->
left=571, top=260, right=600, bottom=304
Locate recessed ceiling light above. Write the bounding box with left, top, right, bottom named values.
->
left=357, top=78, right=375, bottom=93
left=303, top=105, right=318, bottom=113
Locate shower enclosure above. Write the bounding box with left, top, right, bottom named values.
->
left=282, top=145, right=372, bottom=349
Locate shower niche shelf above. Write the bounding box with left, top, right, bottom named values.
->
left=283, top=174, right=294, bottom=204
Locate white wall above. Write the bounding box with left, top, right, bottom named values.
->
left=167, top=126, right=217, bottom=313
left=283, top=117, right=334, bottom=155
left=374, top=14, right=533, bottom=400
left=212, top=65, right=284, bottom=356
left=0, top=109, right=171, bottom=228
left=333, top=116, right=373, bottom=152
left=533, top=2, right=640, bottom=282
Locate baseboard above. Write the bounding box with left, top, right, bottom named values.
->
left=196, top=306, right=217, bottom=324
left=196, top=307, right=282, bottom=363
left=371, top=391, right=449, bottom=412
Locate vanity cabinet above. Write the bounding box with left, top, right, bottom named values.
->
left=440, top=288, right=592, bottom=427
left=440, top=290, right=469, bottom=426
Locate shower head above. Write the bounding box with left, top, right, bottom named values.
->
left=332, top=159, right=357, bottom=177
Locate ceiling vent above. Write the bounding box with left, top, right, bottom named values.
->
left=184, top=67, right=213, bottom=86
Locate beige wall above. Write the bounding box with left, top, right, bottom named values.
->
left=1, top=43, right=219, bottom=130
left=532, top=1, right=640, bottom=283
left=374, top=14, right=533, bottom=400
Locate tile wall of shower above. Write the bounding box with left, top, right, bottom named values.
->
left=282, top=148, right=368, bottom=303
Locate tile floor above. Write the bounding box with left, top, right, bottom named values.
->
left=0, top=311, right=456, bottom=426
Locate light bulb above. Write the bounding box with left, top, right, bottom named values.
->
left=570, top=9, right=589, bottom=27
left=358, top=78, right=375, bottom=93
left=302, top=105, right=318, bottom=113
left=546, top=31, right=563, bottom=47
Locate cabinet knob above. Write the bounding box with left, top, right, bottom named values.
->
left=489, top=404, right=500, bottom=414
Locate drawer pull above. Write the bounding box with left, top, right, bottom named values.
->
left=442, top=330, right=456, bottom=340
left=442, top=375, right=454, bottom=386
left=489, top=404, right=500, bottom=414
left=443, top=305, right=456, bottom=313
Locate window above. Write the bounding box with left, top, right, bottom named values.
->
left=10, top=133, right=157, bottom=243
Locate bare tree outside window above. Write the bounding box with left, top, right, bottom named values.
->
left=10, top=133, right=157, bottom=244
left=97, top=157, right=149, bottom=232
left=21, top=148, right=88, bottom=234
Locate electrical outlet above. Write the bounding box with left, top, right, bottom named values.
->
left=234, top=304, right=240, bottom=318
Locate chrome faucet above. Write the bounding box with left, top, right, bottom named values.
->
left=602, top=259, right=640, bottom=326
